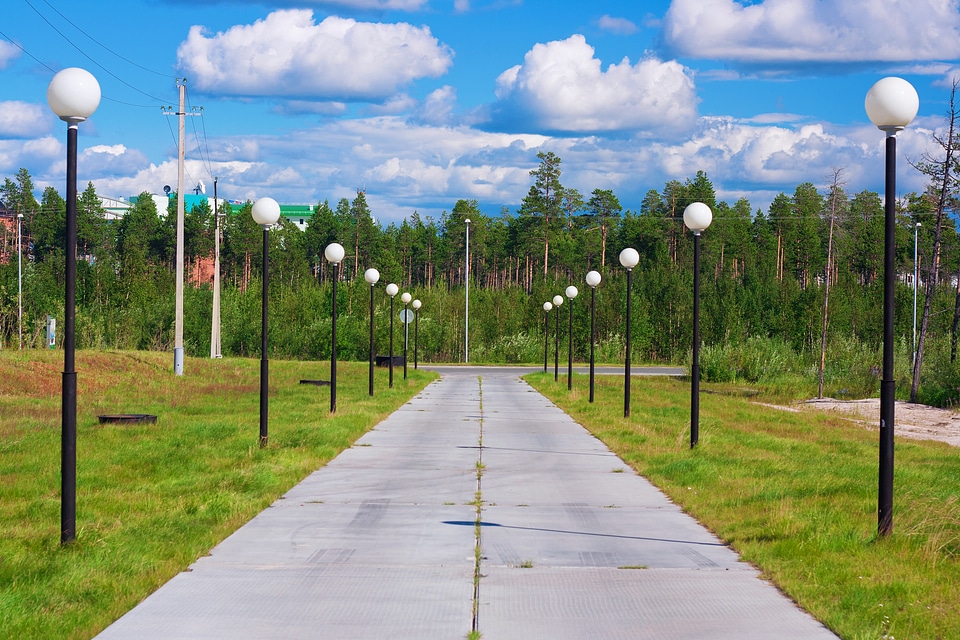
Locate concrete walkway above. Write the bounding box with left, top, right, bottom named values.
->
left=96, top=367, right=837, bottom=639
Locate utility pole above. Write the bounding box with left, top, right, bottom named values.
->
left=162, top=79, right=201, bottom=375
left=211, top=177, right=222, bottom=358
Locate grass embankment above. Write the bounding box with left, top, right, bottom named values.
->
left=527, top=372, right=960, bottom=640
left=0, top=349, right=434, bottom=640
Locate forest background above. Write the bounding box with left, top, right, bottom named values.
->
left=2, top=144, right=960, bottom=407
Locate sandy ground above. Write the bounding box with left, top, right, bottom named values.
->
left=793, top=398, right=960, bottom=447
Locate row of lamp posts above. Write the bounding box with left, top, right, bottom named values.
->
left=45, top=64, right=916, bottom=546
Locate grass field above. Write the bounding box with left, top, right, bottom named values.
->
left=527, top=371, right=960, bottom=640
left=0, top=349, right=434, bottom=640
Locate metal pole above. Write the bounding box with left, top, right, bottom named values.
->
left=624, top=269, right=632, bottom=418
left=259, top=227, right=269, bottom=448
left=879, top=133, right=897, bottom=536
left=403, top=302, right=409, bottom=380
left=414, top=308, right=419, bottom=369
left=465, top=219, right=470, bottom=363
left=389, top=295, right=395, bottom=388
left=691, top=232, right=702, bottom=449
left=368, top=283, right=375, bottom=396
left=589, top=285, right=596, bottom=403
left=330, top=262, right=338, bottom=413
left=61, top=122, right=78, bottom=545
left=567, top=295, right=574, bottom=390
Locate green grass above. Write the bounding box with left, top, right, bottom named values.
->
left=0, top=349, right=435, bottom=640
left=526, top=371, right=960, bottom=640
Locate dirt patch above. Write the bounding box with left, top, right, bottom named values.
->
left=799, top=398, right=960, bottom=447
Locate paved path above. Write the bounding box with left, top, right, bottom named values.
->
left=96, top=367, right=836, bottom=639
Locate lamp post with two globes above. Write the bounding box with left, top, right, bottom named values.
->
left=865, top=76, right=919, bottom=536
left=251, top=197, right=281, bottom=448
left=324, top=243, right=345, bottom=412
left=683, top=202, right=713, bottom=449
left=47, top=67, right=101, bottom=544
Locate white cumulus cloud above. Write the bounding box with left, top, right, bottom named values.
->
left=0, top=40, right=20, bottom=68
left=177, top=10, right=453, bottom=100
left=663, top=0, right=960, bottom=64
left=491, top=34, right=697, bottom=135
left=597, top=15, right=638, bottom=35
left=0, top=101, right=49, bottom=138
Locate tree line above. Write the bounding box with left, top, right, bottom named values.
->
left=2, top=134, right=960, bottom=404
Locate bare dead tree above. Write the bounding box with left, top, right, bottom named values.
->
left=819, top=168, right=846, bottom=398
left=910, top=78, right=960, bottom=402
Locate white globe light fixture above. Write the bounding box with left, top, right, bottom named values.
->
left=386, top=283, right=399, bottom=298
left=412, top=299, right=422, bottom=310
left=619, top=247, right=640, bottom=270
left=324, top=242, right=345, bottom=265
left=400, top=293, right=412, bottom=379
left=47, top=67, right=101, bottom=123
left=412, top=299, right=422, bottom=369
left=251, top=197, right=281, bottom=228
left=401, top=292, right=412, bottom=304
left=585, top=270, right=601, bottom=289
left=683, top=202, right=713, bottom=235
left=865, top=77, right=919, bottom=133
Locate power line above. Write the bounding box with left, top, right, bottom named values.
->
left=22, top=0, right=172, bottom=105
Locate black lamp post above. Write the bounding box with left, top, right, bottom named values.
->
left=364, top=268, right=380, bottom=396
left=565, top=285, right=578, bottom=390
left=401, top=292, right=412, bottom=379
left=586, top=270, right=601, bottom=402
left=684, top=202, right=713, bottom=449
left=412, top=299, right=422, bottom=368
left=865, top=76, right=919, bottom=536
left=251, top=197, right=281, bottom=448
left=386, top=283, right=399, bottom=388
left=324, top=242, right=345, bottom=413
left=619, top=248, right=639, bottom=418
left=47, top=67, right=100, bottom=545
left=542, top=301, right=552, bottom=373
left=552, top=294, right=563, bottom=381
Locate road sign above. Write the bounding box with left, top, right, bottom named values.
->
left=400, top=309, right=415, bottom=324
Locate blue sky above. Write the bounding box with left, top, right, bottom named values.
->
left=2, top=0, right=960, bottom=223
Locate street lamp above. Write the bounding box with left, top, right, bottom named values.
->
left=565, top=285, right=578, bottom=390
left=364, top=268, right=380, bottom=396
left=619, top=247, right=639, bottom=418
left=47, top=67, right=100, bottom=545
left=251, top=197, right=281, bottom=448
left=913, top=222, right=921, bottom=364
left=552, top=294, right=564, bottom=381
left=586, top=270, right=601, bottom=402
left=412, top=299, right=422, bottom=369
left=386, top=283, right=399, bottom=387
left=17, top=213, right=23, bottom=350
left=542, top=301, right=552, bottom=373
left=465, top=218, right=470, bottom=363
left=401, top=292, right=412, bottom=379
left=684, top=202, right=713, bottom=449
left=865, top=76, right=919, bottom=537
left=324, top=242, right=345, bottom=413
